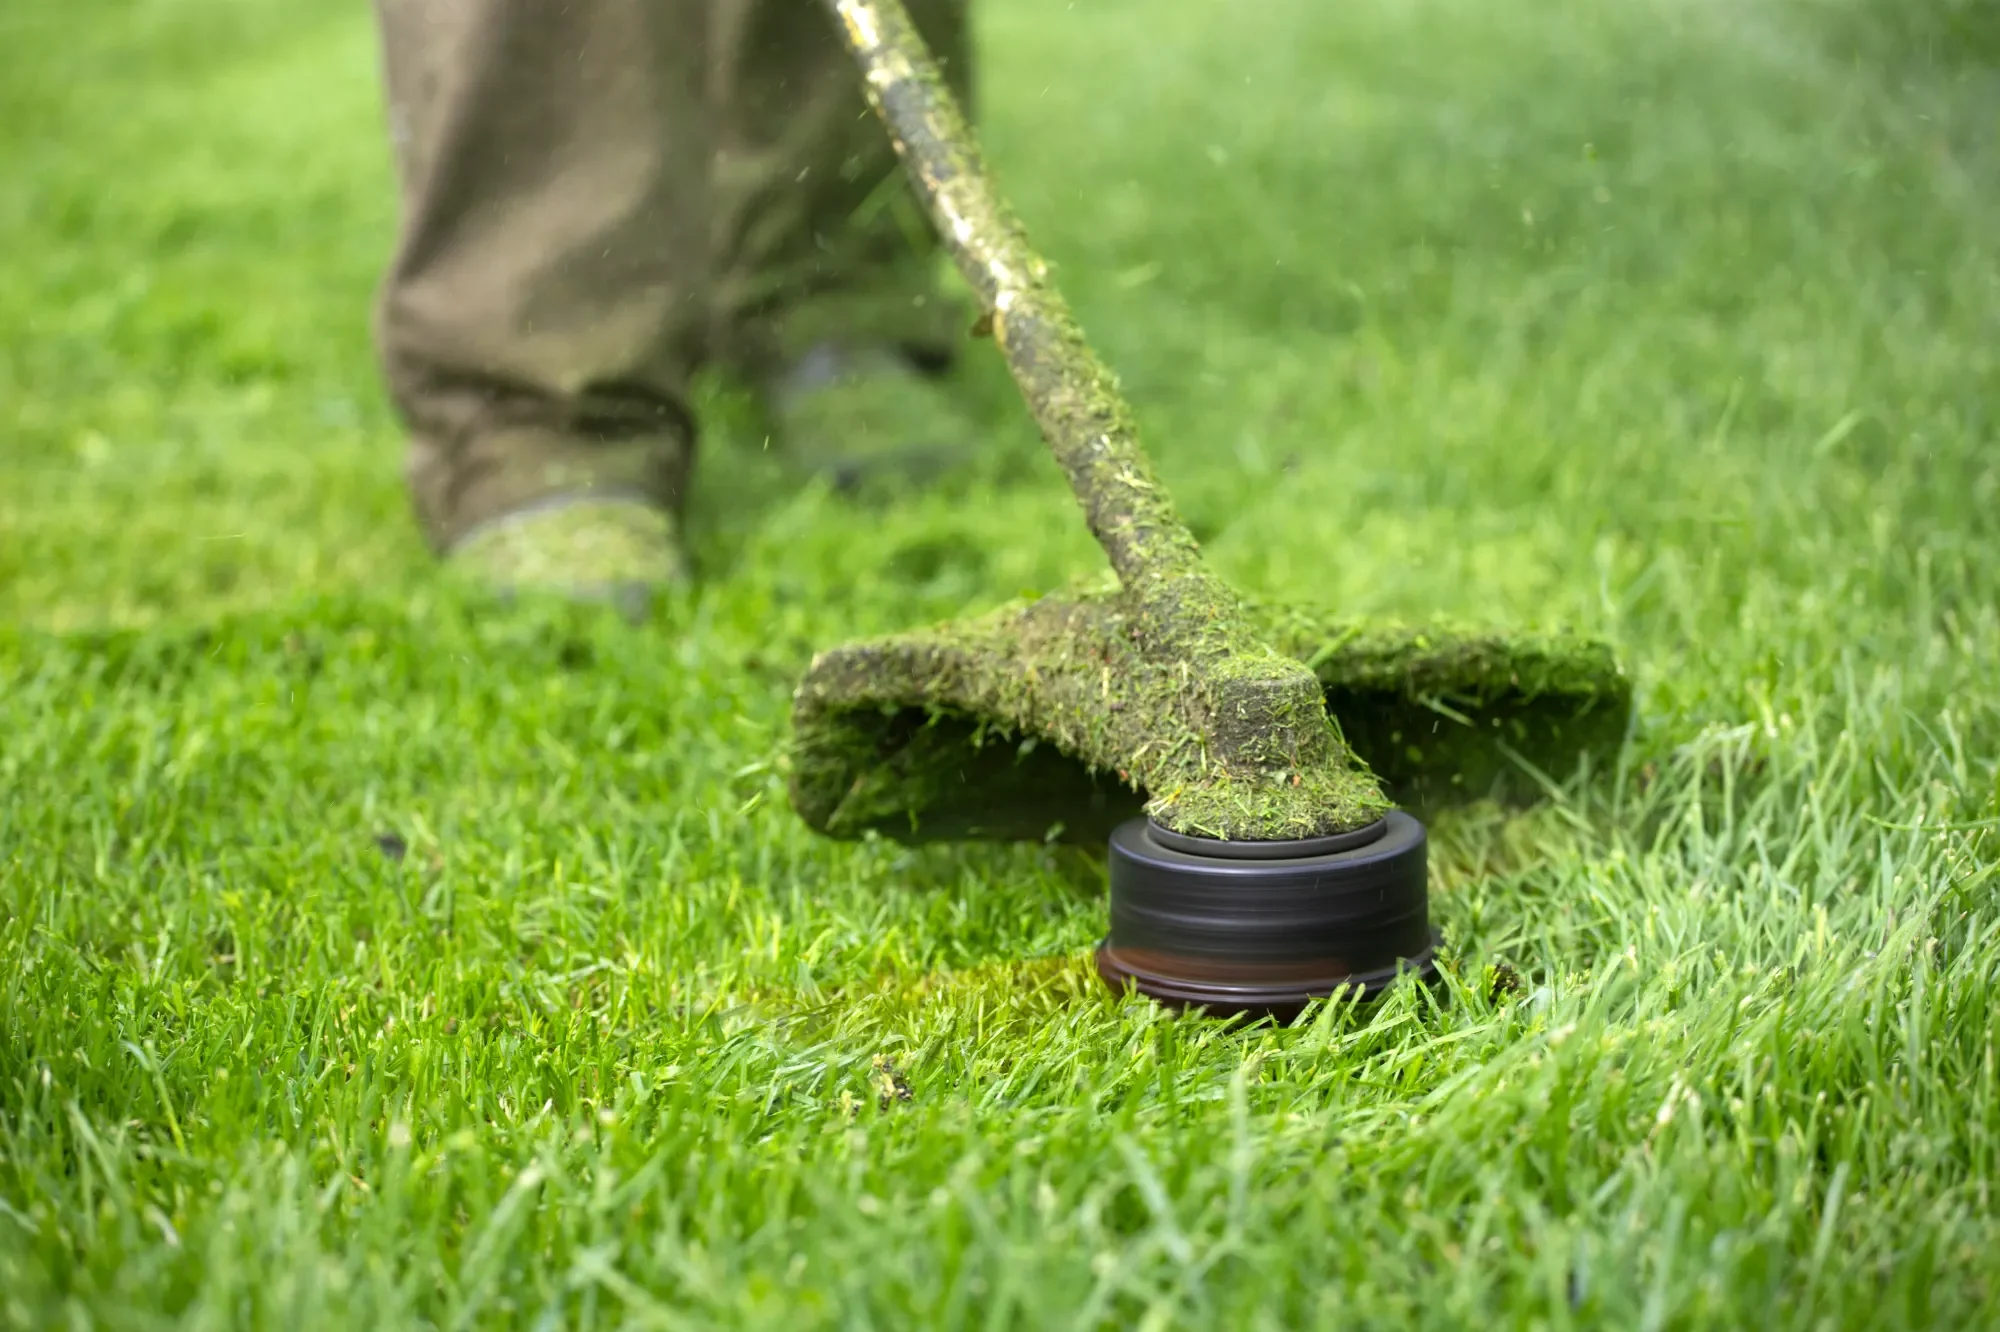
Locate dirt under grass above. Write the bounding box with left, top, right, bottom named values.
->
left=2, top=0, right=1998, bottom=1325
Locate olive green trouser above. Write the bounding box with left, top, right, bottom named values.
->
left=372, top=0, right=971, bottom=550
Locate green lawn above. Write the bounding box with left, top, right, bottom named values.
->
left=4, top=0, right=1998, bottom=1325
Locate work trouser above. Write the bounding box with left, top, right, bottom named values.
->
left=371, top=0, right=971, bottom=550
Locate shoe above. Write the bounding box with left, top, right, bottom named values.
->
left=446, top=496, right=685, bottom=619
left=767, top=343, right=982, bottom=492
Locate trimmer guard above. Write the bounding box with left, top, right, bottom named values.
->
left=790, top=589, right=1631, bottom=845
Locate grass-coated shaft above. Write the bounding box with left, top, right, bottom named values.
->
left=824, top=0, right=1204, bottom=594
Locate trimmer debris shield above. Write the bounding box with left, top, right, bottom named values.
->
left=791, top=592, right=1629, bottom=845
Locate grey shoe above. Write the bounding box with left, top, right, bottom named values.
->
left=767, top=343, right=983, bottom=492
left=446, top=496, right=686, bottom=619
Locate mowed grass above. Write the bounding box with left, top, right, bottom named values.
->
left=3, top=0, right=1999, bottom=1324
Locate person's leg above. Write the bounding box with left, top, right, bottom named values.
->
left=707, top=0, right=974, bottom=379
left=372, top=0, right=708, bottom=579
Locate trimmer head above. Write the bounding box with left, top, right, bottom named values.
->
left=806, top=0, right=1633, bottom=1016
left=1096, top=813, right=1435, bottom=1019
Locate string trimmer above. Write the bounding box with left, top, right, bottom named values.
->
left=790, top=0, right=1631, bottom=1017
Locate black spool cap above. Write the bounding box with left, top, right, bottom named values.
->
left=1095, top=811, right=1436, bottom=1019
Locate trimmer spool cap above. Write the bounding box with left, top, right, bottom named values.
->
left=1095, top=812, right=1436, bottom=1019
